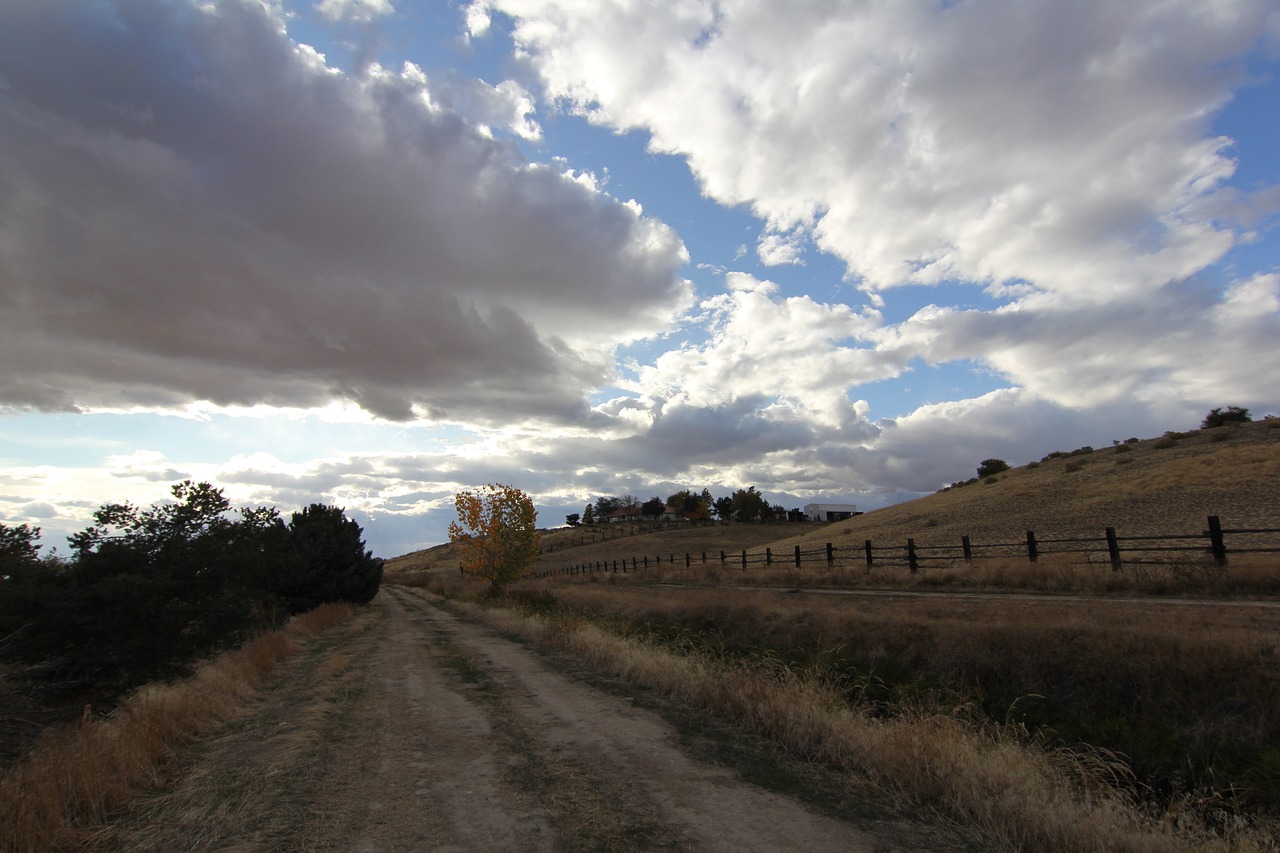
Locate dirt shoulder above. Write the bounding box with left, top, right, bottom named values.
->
left=98, top=588, right=973, bottom=852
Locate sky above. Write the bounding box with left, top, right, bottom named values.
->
left=1, top=0, right=1278, bottom=559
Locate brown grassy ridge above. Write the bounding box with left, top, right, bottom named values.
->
left=509, top=418, right=1280, bottom=593
left=780, top=417, right=1280, bottom=557
left=0, top=603, right=357, bottom=853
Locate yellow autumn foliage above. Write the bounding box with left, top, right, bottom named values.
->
left=448, top=483, right=541, bottom=590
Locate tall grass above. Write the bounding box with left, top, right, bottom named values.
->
left=0, top=602, right=354, bottom=853
left=412, top=582, right=1279, bottom=852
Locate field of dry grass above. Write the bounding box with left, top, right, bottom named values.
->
left=410, top=584, right=1279, bottom=852
left=0, top=603, right=357, bottom=853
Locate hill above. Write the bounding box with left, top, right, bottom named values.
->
left=775, top=417, right=1280, bottom=554
left=386, top=419, right=1279, bottom=580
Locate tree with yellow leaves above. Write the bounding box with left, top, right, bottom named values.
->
left=448, top=483, right=541, bottom=591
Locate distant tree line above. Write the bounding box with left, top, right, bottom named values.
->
left=0, top=481, right=382, bottom=697
left=567, top=486, right=800, bottom=527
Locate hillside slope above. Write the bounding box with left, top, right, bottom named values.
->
left=775, top=419, right=1280, bottom=553
left=388, top=420, right=1279, bottom=576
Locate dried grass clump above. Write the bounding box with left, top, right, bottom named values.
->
left=0, top=603, right=355, bottom=853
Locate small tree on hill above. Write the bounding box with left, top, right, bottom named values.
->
left=449, top=484, right=541, bottom=592
left=976, top=458, right=1010, bottom=478
left=1201, top=406, right=1251, bottom=429
left=594, top=496, right=623, bottom=521
left=582, top=504, right=595, bottom=525
left=641, top=497, right=666, bottom=520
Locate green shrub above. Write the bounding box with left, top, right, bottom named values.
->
left=1201, top=406, right=1251, bottom=429
left=976, top=458, right=1010, bottom=478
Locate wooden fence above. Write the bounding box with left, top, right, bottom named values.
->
left=532, top=516, right=1280, bottom=579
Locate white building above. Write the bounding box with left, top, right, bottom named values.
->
left=803, top=503, right=859, bottom=522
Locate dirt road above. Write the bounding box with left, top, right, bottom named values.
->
left=105, top=587, right=966, bottom=851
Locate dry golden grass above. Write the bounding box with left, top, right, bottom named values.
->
left=777, top=419, right=1280, bottom=556
left=0, top=603, right=355, bottom=853
left=455, top=593, right=1278, bottom=853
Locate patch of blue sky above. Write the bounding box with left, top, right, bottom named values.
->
left=1201, top=57, right=1280, bottom=285
left=0, top=412, right=463, bottom=470
left=525, top=115, right=763, bottom=281
left=0, top=414, right=137, bottom=467
left=1214, top=55, right=1280, bottom=191
left=872, top=280, right=1010, bottom=327
left=280, top=1, right=500, bottom=80
left=854, top=358, right=1008, bottom=422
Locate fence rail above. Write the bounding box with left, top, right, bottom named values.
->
left=530, top=516, right=1280, bottom=579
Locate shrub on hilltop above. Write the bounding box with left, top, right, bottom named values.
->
left=1201, top=406, right=1251, bottom=429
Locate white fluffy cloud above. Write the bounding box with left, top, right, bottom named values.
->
left=0, top=0, right=691, bottom=422
left=315, top=0, right=395, bottom=23
left=495, top=0, right=1277, bottom=297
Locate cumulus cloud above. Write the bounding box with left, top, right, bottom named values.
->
left=0, top=0, right=690, bottom=423
left=494, top=0, right=1276, bottom=297
left=315, top=0, right=395, bottom=24
left=626, top=273, right=888, bottom=428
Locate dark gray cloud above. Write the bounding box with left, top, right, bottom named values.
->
left=0, top=0, right=689, bottom=422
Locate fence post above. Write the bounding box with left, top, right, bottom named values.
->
left=766, top=547, right=773, bottom=566
left=795, top=545, right=801, bottom=567
left=961, top=535, right=972, bottom=562
left=1207, top=516, right=1227, bottom=566
left=1105, top=527, right=1121, bottom=570
left=864, top=540, right=874, bottom=567
left=741, top=549, right=747, bottom=570
left=702, top=551, right=707, bottom=564
left=720, top=550, right=726, bottom=564
left=1026, top=530, right=1039, bottom=562
left=907, top=538, right=918, bottom=573
left=685, top=553, right=691, bottom=567
left=826, top=542, right=834, bottom=565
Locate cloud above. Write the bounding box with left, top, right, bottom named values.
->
left=0, top=0, right=691, bottom=423
left=315, top=0, right=395, bottom=24
left=495, top=0, right=1275, bottom=297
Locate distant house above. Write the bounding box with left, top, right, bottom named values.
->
left=803, top=503, right=859, bottom=522
left=606, top=504, right=642, bottom=523
left=607, top=503, right=691, bottom=523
